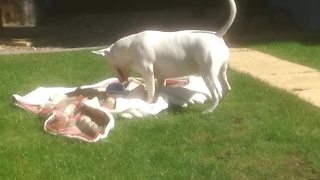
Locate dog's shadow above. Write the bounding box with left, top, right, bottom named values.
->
left=157, top=86, right=212, bottom=109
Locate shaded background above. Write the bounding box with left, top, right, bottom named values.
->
left=0, top=0, right=319, bottom=48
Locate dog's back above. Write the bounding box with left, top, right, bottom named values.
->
left=111, top=30, right=229, bottom=79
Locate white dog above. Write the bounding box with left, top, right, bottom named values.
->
left=93, top=0, right=237, bottom=113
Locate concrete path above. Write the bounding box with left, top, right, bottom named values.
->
left=229, top=48, right=320, bottom=108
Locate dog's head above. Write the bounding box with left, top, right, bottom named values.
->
left=92, top=47, right=130, bottom=83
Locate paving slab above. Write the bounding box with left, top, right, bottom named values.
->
left=229, top=48, right=320, bottom=108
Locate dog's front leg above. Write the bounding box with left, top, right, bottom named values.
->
left=143, top=67, right=155, bottom=103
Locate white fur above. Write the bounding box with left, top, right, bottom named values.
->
left=93, top=0, right=237, bottom=112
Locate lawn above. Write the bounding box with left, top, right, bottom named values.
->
left=250, top=36, right=320, bottom=70
left=0, top=50, right=320, bottom=179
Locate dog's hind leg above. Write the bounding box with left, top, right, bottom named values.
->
left=204, top=75, right=223, bottom=113
left=218, top=61, right=231, bottom=97
left=195, top=49, right=224, bottom=113
left=200, top=63, right=223, bottom=113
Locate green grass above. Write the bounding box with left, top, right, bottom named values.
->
left=251, top=40, right=320, bottom=70
left=1, top=51, right=320, bottom=179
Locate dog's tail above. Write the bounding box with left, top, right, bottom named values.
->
left=215, top=0, right=237, bottom=37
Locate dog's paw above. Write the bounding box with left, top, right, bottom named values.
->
left=190, top=93, right=208, bottom=104
left=202, top=109, right=212, bottom=114
left=202, top=103, right=218, bottom=114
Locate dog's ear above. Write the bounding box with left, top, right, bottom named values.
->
left=92, top=47, right=111, bottom=57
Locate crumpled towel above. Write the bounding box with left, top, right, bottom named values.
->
left=12, top=76, right=211, bottom=142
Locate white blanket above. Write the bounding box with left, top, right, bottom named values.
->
left=13, top=76, right=211, bottom=142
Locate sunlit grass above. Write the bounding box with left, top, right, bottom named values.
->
left=0, top=51, right=319, bottom=179
left=251, top=40, right=320, bottom=70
